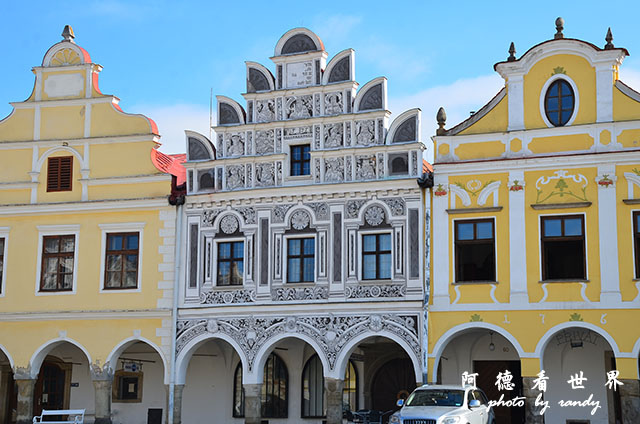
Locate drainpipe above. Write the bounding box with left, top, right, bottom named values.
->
left=418, top=168, right=434, bottom=384
left=168, top=198, right=184, bottom=424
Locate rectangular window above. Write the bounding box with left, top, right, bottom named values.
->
left=287, top=238, right=315, bottom=283
left=217, top=241, right=244, bottom=286
left=454, top=219, right=495, bottom=282
left=541, top=215, right=585, bottom=280
left=290, top=144, right=310, bottom=176
left=635, top=212, right=640, bottom=278
left=362, top=234, right=391, bottom=280
left=112, top=370, right=143, bottom=403
left=104, top=233, right=139, bottom=289
left=40, top=235, right=75, bottom=291
left=47, top=156, right=73, bottom=192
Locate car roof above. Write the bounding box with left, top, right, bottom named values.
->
left=415, top=384, right=476, bottom=391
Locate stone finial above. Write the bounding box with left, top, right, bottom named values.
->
left=62, top=25, right=75, bottom=42
left=436, top=107, right=447, bottom=135
left=508, top=42, right=516, bottom=62
left=554, top=17, right=564, bottom=39
left=605, top=27, right=614, bottom=50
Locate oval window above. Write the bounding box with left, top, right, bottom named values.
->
left=544, top=79, right=575, bottom=126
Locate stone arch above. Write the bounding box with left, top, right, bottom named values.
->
left=36, top=145, right=86, bottom=172
left=185, top=130, right=215, bottom=161
left=323, top=49, right=354, bottom=85
left=211, top=210, right=248, bottom=234
left=106, top=336, right=169, bottom=383
left=430, top=322, right=527, bottom=379
left=29, top=337, right=92, bottom=379
left=387, top=109, right=420, bottom=144
left=283, top=204, right=323, bottom=229
left=249, top=333, right=329, bottom=385
left=246, top=62, right=274, bottom=92
left=354, top=77, right=387, bottom=112
left=534, top=322, right=621, bottom=370
left=0, top=344, right=15, bottom=370
left=356, top=199, right=394, bottom=226
left=216, top=96, right=246, bottom=126
left=333, top=332, right=422, bottom=383
left=274, top=28, right=324, bottom=56
left=175, top=332, right=248, bottom=385
left=42, top=42, right=89, bottom=67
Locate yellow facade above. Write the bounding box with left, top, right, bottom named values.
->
left=0, top=27, right=176, bottom=423
left=430, top=25, right=640, bottom=423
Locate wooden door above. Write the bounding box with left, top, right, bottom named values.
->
left=371, top=358, right=414, bottom=418
left=34, top=361, right=67, bottom=418
left=473, top=360, right=525, bottom=424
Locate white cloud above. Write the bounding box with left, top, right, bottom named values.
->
left=389, top=74, right=505, bottom=160
left=130, top=103, right=212, bottom=154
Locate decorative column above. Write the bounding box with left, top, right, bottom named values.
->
left=325, top=377, right=344, bottom=424
left=508, top=171, right=528, bottom=305
left=431, top=173, right=450, bottom=307
left=14, top=378, right=36, bottom=424
left=166, top=384, right=184, bottom=424
left=91, top=366, right=113, bottom=424
left=243, top=383, right=262, bottom=424
left=522, top=377, right=545, bottom=424
left=596, top=167, right=621, bottom=303
left=619, top=379, right=640, bottom=424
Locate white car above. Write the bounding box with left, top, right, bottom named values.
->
left=389, top=384, right=495, bottom=424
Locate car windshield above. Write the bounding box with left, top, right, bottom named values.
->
left=405, top=389, right=465, bottom=407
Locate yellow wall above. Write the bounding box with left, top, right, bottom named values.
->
left=40, top=106, right=85, bottom=140
left=458, top=94, right=508, bottom=136
left=613, top=85, right=640, bottom=122
left=90, top=103, right=153, bottom=138
left=0, top=109, right=35, bottom=142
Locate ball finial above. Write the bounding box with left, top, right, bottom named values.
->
left=554, top=17, right=564, bottom=39
left=436, top=107, right=447, bottom=135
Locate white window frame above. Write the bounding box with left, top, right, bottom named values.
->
left=538, top=212, right=588, bottom=282
left=99, top=223, right=145, bottom=293
left=213, top=237, right=246, bottom=287
left=358, top=229, right=394, bottom=282
left=35, top=224, right=80, bottom=296
left=631, top=210, right=640, bottom=279
left=539, top=74, right=580, bottom=128
left=286, top=141, right=313, bottom=180
left=451, top=216, right=498, bottom=284
left=283, top=234, right=317, bottom=284
left=0, top=227, right=9, bottom=297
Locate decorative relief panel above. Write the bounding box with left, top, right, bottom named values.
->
left=271, top=286, right=328, bottom=301
left=235, top=207, right=257, bottom=225
left=272, top=204, right=295, bottom=223
left=226, top=165, right=245, bottom=190
left=345, top=200, right=366, bottom=219
left=324, top=123, right=343, bottom=148
left=202, top=209, right=224, bottom=227
left=381, top=197, right=406, bottom=216
left=255, top=130, right=274, bottom=155
left=314, top=125, right=321, bottom=149
left=225, top=133, right=245, bottom=157
left=246, top=132, right=253, bottom=155
left=355, top=120, right=376, bottom=146
left=276, top=129, right=282, bottom=152
left=324, top=92, right=343, bottom=115
left=176, top=313, right=420, bottom=371
left=314, top=93, right=321, bottom=116
left=324, top=157, right=344, bottom=183
left=286, top=95, right=313, bottom=119
left=247, top=163, right=253, bottom=187
left=377, top=153, right=385, bottom=179
left=345, top=122, right=351, bottom=145
left=314, top=159, right=321, bottom=183
left=284, top=126, right=312, bottom=139
left=307, top=202, right=330, bottom=221
left=255, top=99, right=275, bottom=123
left=200, top=289, right=256, bottom=304
left=356, top=155, right=376, bottom=180
left=220, top=215, right=239, bottom=234
left=364, top=206, right=386, bottom=226
left=411, top=151, right=418, bottom=176
left=291, top=210, right=311, bottom=230
left=276, top=97, right=283, bottom=120
left=345, top=156, right=353, bottom=181
left=255, top=163, right=275, bottom=187
left=346, top=284, right=406, bottom=299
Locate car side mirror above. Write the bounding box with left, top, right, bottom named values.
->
left=469, top=399, right=481, bottom=408
left=396, top=399, right=404, bottom=407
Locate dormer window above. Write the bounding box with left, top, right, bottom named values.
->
left=544, top=79, right=574, bottom=127
left=47, top=156, right=73, bottom=192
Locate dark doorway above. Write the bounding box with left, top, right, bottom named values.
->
left=371, top=358, right=414, bottom=417
left=34, top=358, right=70, bottom=419
left=1, top=368, right=16, bottom=424
left=473, top=360, right=525, bottom=424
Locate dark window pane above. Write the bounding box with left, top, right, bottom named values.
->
left=109, top=235, right=123, bottom=251
left=546, top=96, right=558, bottom=112
left=363, top=255, right=376, bottom=279
left=636, top=214, right=640, bottom=232
left=125, top=255, right=137, bottom=271
left=303, top=258, right=314, bottom=281
left=44, top=237, right=59, bottom=253
left=289, top=239, right=301, bottom=255
left=233, top=242, right=244, bottom=258
left=544, top=219, right=562, bottom=237
left=379, top=234, right=391, bottom=250
left=561, top=110, right=572, bottom=123
left=219, top=243, right=231, bottom=259
left=456, top=223, right=474, bottom=240
left=564, top=218, right=583, bottom=236
left=303, top=238, right=314, bottom=254
left=476, top=222, right=493, bottom=239
left=288, top=258, right=301, bottom=282
left=544, top=240, right=585, bottom=279
left=125, top=234, right=139, bottom=250
left=548, top=83, right=558, bottom=97
left=379, top=253, right=392, bottom=279
left=363, top=235, right=376, bottom=252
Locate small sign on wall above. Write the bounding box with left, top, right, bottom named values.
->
left=70, top=382, right=79, bottom=387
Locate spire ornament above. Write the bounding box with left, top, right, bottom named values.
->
left=61, top=25, right=75, bottom=42
left=436, top=107, right=447, bottom=136
left=507, top=42, right=516, bottom=62
left=605, top=27, right=614, bottom=50
left=554, top=17, right=564, bottom=39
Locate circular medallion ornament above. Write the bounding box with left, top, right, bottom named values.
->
left=285, top=317, right=297, bottom=331
left=364, top=206, right=385, bottom=226
left=206, top=319, right=219, bottom=333
left=369, top=315, right=383, bottom=331
left=291, top=210, right=310, bottom=230
left=220, top=215, right=239, bottom=234
left=222, top=291, right=234, bottom=304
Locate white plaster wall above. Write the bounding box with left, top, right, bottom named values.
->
left=543, top=335, right=610, bottom=424
left=111, top=351, right=166, bottom=424
left=439, top=332, right=519, bottom=384
left=50, top=345, right=95, bottom=421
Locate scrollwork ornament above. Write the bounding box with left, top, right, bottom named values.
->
left=364, top=206, right=385, bottom=226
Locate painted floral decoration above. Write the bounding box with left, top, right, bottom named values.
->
left=509, top=180, right=524, bottom=192
left=597, top=174, right=614, bottom=187
left=434, top=184, right=448, bottom=196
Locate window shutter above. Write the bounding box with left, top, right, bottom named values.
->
left=47, top=156, right=73, bottom=192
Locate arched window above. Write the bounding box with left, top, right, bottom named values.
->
left=233, top=363, right=244, bottom=417
left=544, top=79, right=575, bottom=127
left=343, top=360, right=359, bottom=413
left=301, top=354, right=324, bottom=417
left=262, top=353, right=288, bottom=418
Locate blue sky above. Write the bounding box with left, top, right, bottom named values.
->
left=2, top=1, right=640, bottom=154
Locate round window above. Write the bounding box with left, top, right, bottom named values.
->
left=544, top=79, right=575, bottom=126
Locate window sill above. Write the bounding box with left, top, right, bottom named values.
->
left=452, top=281, right=499, bottom=285
left=359, top=279, right=394, bottom=284
left=212, top=284, right=246, bottom=290
left=530, top=202, right=591, bottom=210
left=623, top=199, right=640, bottom=205
left=538, top=279, right=589, bottom=283
left=446, top=206, right=502, bottom=214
